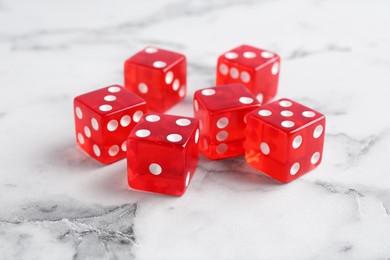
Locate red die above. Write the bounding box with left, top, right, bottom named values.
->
left=216, top=45, right=280, bottom=104
left=74, top=85, right=147, bottom=164
left=127, top=113, right=199, bottom=196
left=194, top=84, right=261, bottom=160
left=124, top=47, right=186, bottom=112
left=245, top=98, right=326, bottom=183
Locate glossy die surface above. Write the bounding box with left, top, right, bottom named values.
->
left=194, top=84, right=261, bottom=160
left=216, top=45, right=280, bottom=104
left=74, top=85, right=147, bottom=164
left=245, top=98, right=325, bottom=183
left=127, top=113, right=199, bottom=196
left=124, top=47, right=186, bottom=112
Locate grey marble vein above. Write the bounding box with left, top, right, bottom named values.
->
left=284, top=45, right=351, bottom=61
left=0, top=201, right=137, bottom=260
left=314, top=180, right=390, bottom=216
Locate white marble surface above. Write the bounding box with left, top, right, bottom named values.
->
left=1, top=0, right=390, bottom=259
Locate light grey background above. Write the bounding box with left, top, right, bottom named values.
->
left=1, top=0, right=390, bottom=259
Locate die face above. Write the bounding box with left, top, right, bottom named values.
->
left=126, top=47, right=185, bottom=69
left=74, top=85, right=147, bottom=164
left=124, top=47, right=186, bottom=112
left=194, top=84, right=261, bottom=159
left=245, top=99, right=326, bottom=183
left=127, top=113, right=199, bottom=196
left=216, top=45, right=280, bottom=104
left=252, top=99, right=324, bottom=134
left=75, top=86, right=145, bottom=115
left=194, top=84, right=260, bottom=112
left=127, top=142, right=188, bottom=196
left=217, top=61, right=256, bottom=92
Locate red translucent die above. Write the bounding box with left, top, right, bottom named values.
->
left=194, top=84, right=261, bottom=160
left=127, top=113, right=199, bottom=196
left=216, top=45, right=280, bottom=104
left=245, top=98, right=326, bottom=183
left=124, top=47, right=186, bottom=112
left=74, top=85, right=147, bottom=164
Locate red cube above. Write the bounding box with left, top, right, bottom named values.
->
left=124, top=47, right=186, bottom=112
left=127, top=113, right=199, bottom=196
left=245, top=99, right=325, bottom=183
left=194, top=84, right=261, bottom=160
left=216, top=45, right=280, bottom=104
left=74, top=85, right=147, bottom=164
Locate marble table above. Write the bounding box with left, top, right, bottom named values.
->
left=1, top=0, right=390, bottom=259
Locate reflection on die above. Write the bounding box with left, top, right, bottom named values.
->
left=73, top=85, right=147, bottom=164
left=216, top=45, right=280, bottom=104
left=127, top=113, right=199, bottom=196
left=245, top=98, right=326, bottom=183
left=124, top=47, right=186, bottom=113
